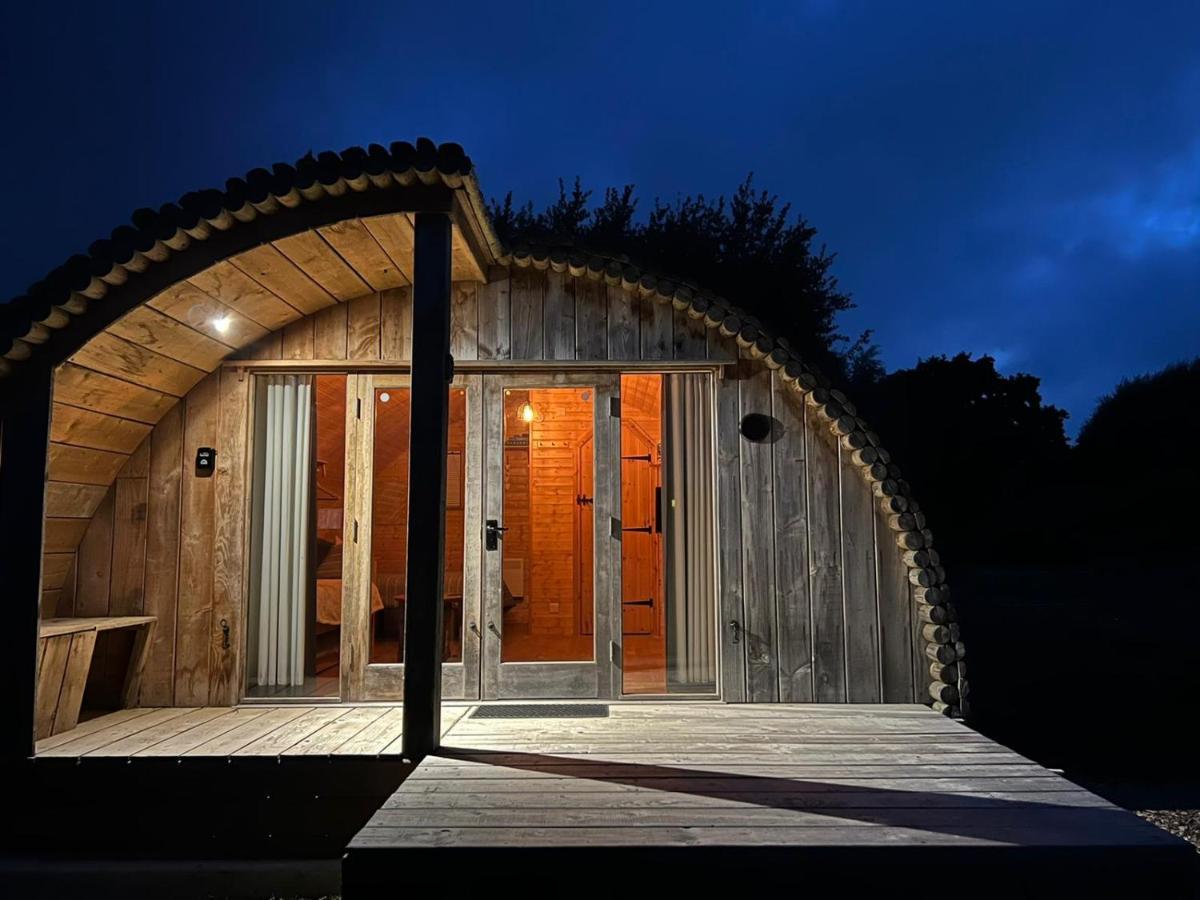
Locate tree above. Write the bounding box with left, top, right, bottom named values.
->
left=853, top=353, right=1071, bottom=564
left=1072, top=358, right=1200, bottom=559
left=490, top=176, right=867, bottom=381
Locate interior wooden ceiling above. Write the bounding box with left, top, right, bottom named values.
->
left=46, top=213, right=483, bottom=522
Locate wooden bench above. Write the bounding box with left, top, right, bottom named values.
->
left=36, top=616, right=156, bottom=740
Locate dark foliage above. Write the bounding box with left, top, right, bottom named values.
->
left=1069, top=358, right=1200, bottom=559
left=853, top=353, right=1071, bottom=565
left=490, top=176, right=865, bottom=380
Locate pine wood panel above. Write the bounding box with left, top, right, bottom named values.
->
left=231, top=245, right=336, bottom=315
left=174, top=372, right=219, bottom=705
left=210, top=370, right=250, bottom=706
left=43, top=518, right=90, bottom=553
left=75, top=490, right=114, bottom=614
left=149, top=280, right=271, bottom=347
left=347, top=293, right=382, bottom=360
left=187, top=261, right=303, bottom=328
left=107, top=307, right=233, bottom=371
left=380, top=287, right=412, bottom=359
left=42, top=552, right=76, bottom=592
left=55, top=363, right=177, bottom=425
left=450, top=283, right=479, bottom=360
left=312, top=303, right=349, bottom=359
left=47, top=443, right=129, bottom=486
left=318, top=219, right=409, bottom=291
left=274, top=231, right=371, bottom=302
left=543, top=272, right=575, bottom=360
left=282, top=317, right=315, bottom=359
left=70, top=331, right=208, bottom=398
left=109, top=443, right=150, bottom=616
left=50, top=403, right=152, bottom=455
left=141, top=404, right=184, bottom=707
left=361, top=213, right=415, bottom=284
left=44, top=482, right=108, bottom=518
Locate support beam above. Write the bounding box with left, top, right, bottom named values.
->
left=401, top=212, right=453, bottom=759
left=0, top=368, right=53, bottom=761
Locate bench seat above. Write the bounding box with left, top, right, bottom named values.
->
left=36, top=616, right=156, bottom=741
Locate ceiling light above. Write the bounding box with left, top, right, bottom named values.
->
left=518, top=401, right=536, bottom=423
left=211, top=315, right=232, bottom=335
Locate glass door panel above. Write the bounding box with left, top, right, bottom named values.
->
left=481, top=374, right=619, bottom=699
left=342, top=373, right=481, bottom=701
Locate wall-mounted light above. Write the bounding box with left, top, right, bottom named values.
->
left=211, top=314, right=232, bottom=335
left=379, top=392, right=391, bottom=403
left=518, top=401, right=537, bottom=423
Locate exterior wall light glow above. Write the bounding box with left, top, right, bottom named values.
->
left=518, top=401, right=536, bottom=423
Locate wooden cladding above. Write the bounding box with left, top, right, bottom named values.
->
left=41, top=265, right=924, bottom=709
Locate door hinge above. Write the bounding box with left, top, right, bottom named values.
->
left=353, top=519, right=359, bottom=543
left=610, top=641, right=620, bottom=666
left=356, top=397, right=362, bottom=419
left=609, top=396, right=620, bottom=418
left=610, top=517, right=622, bottom=539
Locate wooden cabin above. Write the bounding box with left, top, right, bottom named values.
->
left=5, top=141, right=1194, bottom=896
left=0, top=138, right=967, bottom=758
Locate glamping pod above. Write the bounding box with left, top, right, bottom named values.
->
left=0, top=139, right=968, bottom=761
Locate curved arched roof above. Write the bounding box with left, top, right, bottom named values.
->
left=1, top=138, right=967, bottom=718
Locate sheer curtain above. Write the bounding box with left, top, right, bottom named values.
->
left=664, top=374, right=716, bottom=689
left=247, top=374, right=314, bottom=689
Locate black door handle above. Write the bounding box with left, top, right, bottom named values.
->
left=623, top=598, right=654, bottom=607
left=485, top=519, right=508, bottom=551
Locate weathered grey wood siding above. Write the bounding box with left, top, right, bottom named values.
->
left=58, top=267, right=921, bottom=706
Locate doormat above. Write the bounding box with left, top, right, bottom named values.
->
left=471, top=703, right=610, bottom=719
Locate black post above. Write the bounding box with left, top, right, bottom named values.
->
left=0, top=368, right=53, bottom=762
left=401, top=211, right=453, bottom=759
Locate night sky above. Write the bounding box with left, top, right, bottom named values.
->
left=2, top=1, right=1196, bottom=434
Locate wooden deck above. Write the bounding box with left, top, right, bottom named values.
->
left=342, top=703, right=1195, bottom=895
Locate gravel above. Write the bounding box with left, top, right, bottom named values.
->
left=1138, top=810, right=1200, bottom=849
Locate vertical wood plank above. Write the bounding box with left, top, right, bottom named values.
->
left=574, top=277, right=607, bottom=360
left=877, top=506, right=916, bottom=702
left=210, top=369, right=250, bottom=705
left=380, top=287, right=412, bottom=360
left=593, top=376, right=621, bottom=699
left=910, top=583, right=929, bottom=703
left=121, top=622, right=155, bottom=708
left=638, top=296, right=672, bottom=361
left=543, top=271, right=576, bottom=360
left=74, top=488, right=114, bottom=616
left=673, top=308, right=709, bottom=360
left=738, top=360, right=779, bottom=702
left=808, top=419, right=847, bottom=701
left=241, top=332, right=283, bottom=361
left=714, top=343, right=746, bottom=701
left=175, top=372, right=219, bottom=706
left=607, top=285, right=639, bottom=360
left=477, top=274, right=511, bottom=360
left=509, top=268, right=544, bottom=360
left=52, top=629, right=96, bottom=734
left=312, top=302, right=349, bottom=359
left=459, top=375, right=483, bottom=700
left=281, top=317, right=315, bottom=359
left=347, top=293, right=383, bottom=360
left=841, top=444, right=882, bottom=701
left=450, top=282, right=480, bottom=360
left=109, top=442, right=149, bottom=616
left=340, top=374, right=370, bottom=701
left=35, top=635, right=72, bottom=740
left=141, top=404, right=183, bottom=707
left=772, top=379, right=813, bottom=701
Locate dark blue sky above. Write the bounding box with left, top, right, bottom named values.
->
left=3, top=1, right=1196, bottom=433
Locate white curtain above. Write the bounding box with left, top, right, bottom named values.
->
left=248, top=374, right=314, bottom=688
left=664, top=374, right=716, bottom=688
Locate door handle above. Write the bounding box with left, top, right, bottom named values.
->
left=470, top=621, right=482, bottom=639
left=622, top=598, right=654, bottom=608
left=485, top=519, right=508, bottom=551
left=488, top=621, right=502, bottom=638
